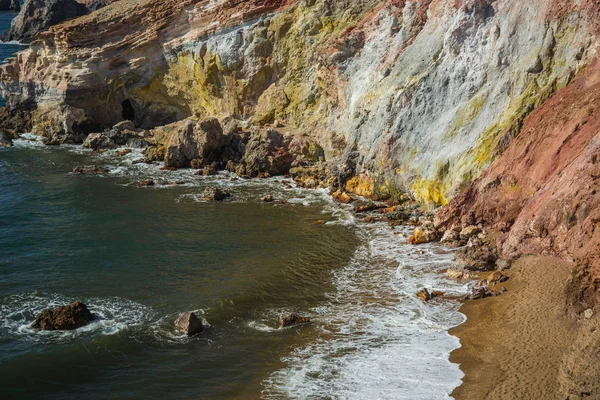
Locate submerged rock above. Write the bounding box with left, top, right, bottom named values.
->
left=30, top=301, right=94, bottom=330
left=174, top=312, right=203, bottom=336
left=202, top=187, right=231, bottom=201
left=72, top=165, right=109, bottom=175
left=279, top=314, right=310, bottom=328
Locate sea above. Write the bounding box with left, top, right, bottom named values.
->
left=0, top=9, right=470, bottom=400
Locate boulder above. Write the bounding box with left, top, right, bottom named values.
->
left=332, top=190, right=353, bottom=204
left=113, top=120, right=136, bottom=132
left=0, top=0, right=20, bottom=11
left=447, top=268, right=471, bottom=280
left=139, top=179, right=154, bottom=186
left=42, top=132, right=85, bottom=146
left=496, top=259, right=512, bottom=271
left=126, top=137, right=148, bottom=149
left=2, top=0, right=89, bottom=43
left=116, top=148, right=132, bottom=157
left=460, top=225, right=481, bottom=240
left=409, top=225, right=439, bottom=245
left=440, top=229, right=460, bottom=245
left=83, top=133, right=116, bottom=150
left=202, top=187, right=231, bottom=201
left=30, top=301, right=94, bottom=330
left=174, top=312, right=204, bottom=336
left=242, top=128, right=295, bottom=177
left=486, top=271, right=508, bottom=285
left=279, top=313, right=310, bottom=328
left=416, top=288, right=431, bottom=301
left=454, top=243, right=498, bottom=271
left=164, top=118, right=225, bottom=169
left=72, top=165, right=109, bottom=175
left=262, top=194, right=274, bottom=202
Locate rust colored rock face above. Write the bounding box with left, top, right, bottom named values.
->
left=436, top=59, right=600, bottom=312
left=30, top=301, right=94, bottom=330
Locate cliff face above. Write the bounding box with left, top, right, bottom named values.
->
left=1, top=0, right=598, bottom=205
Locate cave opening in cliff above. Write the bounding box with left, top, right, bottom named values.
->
left=122, top=99, right=135, bottom=122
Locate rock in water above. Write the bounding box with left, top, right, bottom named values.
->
left=0, top=133, right=13, bottom=147
left=202, top=187, right=231, bottom=201
left=83, top=133, right=116, bottom=150
left=30, top=301, right=94, bottom=330
left=279, top=314, right=310, bottom=328
left=174, top=312, right=203, bottom=336
left=0, top=0, right=20, bottom=11
left=2, top=0, right=89, bottom=43
left=72, top=165, right=109, bottom=175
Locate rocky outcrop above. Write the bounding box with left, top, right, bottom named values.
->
left=2, top=0, right=89, bottom=43
left=0, top=0, right=20, bottom=11
left=164, top=118, right=225, bottom=168
left=1, top=0, right=597, bottom=205
left=174, top=312, right=204, bottom=336
left=202, top=187, right=230, bottom=201
left=30, top=301, right=94, bottom=330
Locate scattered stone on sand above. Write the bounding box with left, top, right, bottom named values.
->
left=486, top=271, right=508, bottom=286
left=139, top=179, right=154, bottom=186
left=496, top=259, right=512, bottom=271
left=279, top=313, right=310, bottom=328
left=30, top=301, right=94, bottom=330
left=72, top=165, right=109, bottom=175
left=202, top=187, right=231, bottom=201
left=262, top=194, right=274, bottom=202
left=584, top=309, right=594, bottom=319
left=466, top=286, right=499, bottom=300
left=174, top=312, right=204, bottom=336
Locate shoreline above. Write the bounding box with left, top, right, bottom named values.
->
left=450, top=256, right=577, bottom=399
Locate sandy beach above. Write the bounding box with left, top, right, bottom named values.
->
left=450, top=256, right=578, bottom=399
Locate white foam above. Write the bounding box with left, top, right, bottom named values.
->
left=0, top=292, right=155, bottom=342
left=262, top=223, right=469, bottom=399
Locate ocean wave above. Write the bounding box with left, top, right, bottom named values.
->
left=262, top=223, right=469, bottom=399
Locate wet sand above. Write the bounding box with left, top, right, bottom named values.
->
left=450, top=256, right=577, bottom=399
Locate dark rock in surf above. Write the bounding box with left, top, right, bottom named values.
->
left=202, top=187, right=231, bottom=201
left=30, top=301, right=94, bottom=330
left=72, top=165, right=109, bottom=175
left=0, top=133, right=13, bottom=147
left=174, top=312, right=204, bottom=336
left=83, top=132, right=116, bottom=150
left=279, top=314, right=310, bottom=328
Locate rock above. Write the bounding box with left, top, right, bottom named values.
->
left=202, top=187, right=231, bottom=201
left=126, top=137, right=148, bottom=149
left=199, top=165, right=217, bottom=176
left=312, top=220, right=326, bottom=225
left=116, top=148, right=132, bottom=157
left=139, top=179, right=154, bottom=186
left=262, top=194, right=274, bottom=202
left=332, top=190, right=353, bottom=204
left=164, top=118, right=225, bottom=169
left=486, top=271, right=507, bottom=285
left=2, top=0, right=89, bottom=43
left=0, top=0, right=20, bottom=11
left=467, top=286, right=493, bottom=300
left=143, top=145, right=165, bottom=162
left=174, top=312, right=204, bottom=336
left=440, top=229, right=460, bottom=244
left=113, top=120, right=136, bottom=132
left=584, top=309, right=594, bottom=319
left=460, top=225, right=481, bottom=240
left=83, top=133, right=116, bottom=150
left=447, top=268, right=470, bottom=280
left=416, top=288, right=444, bottom=301
left=242, top=128, right=294, bottom=177
left=161, top=166, right=178, bottom=171
left=454, top=244, right=498, bottom=271
left=364, top=216, right=376, bottom=223
left=353, top=201, right=386, bottom=213
left=408, top=225, right=439, bottom=245
left=0, top=133, right=13, bottom=147
left=279, top=313, right=310, bottom=328
left=72, top=165, right=109, bottom=175
left=30, top=301, right=94, bottom=330
left=496, top=259, right=512, bottom=271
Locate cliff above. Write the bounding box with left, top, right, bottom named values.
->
left=1, top=0, right=598, bottom=205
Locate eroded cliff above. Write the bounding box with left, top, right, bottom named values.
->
left=1, top=0, right=598, bottom=205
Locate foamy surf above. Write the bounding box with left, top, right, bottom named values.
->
left=262, top=223, right=470, bottom=399
left=0, top=292, right=156, bottom=342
